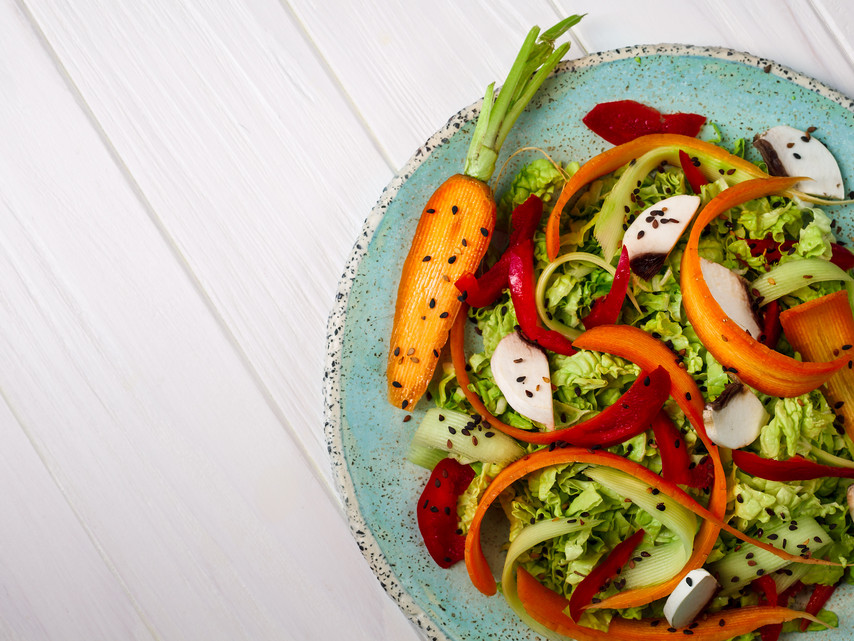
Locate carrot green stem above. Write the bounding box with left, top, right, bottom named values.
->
left=463, top=15, right=583, bottom=183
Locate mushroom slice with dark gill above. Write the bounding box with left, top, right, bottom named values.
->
left=753, top=125, right=845, bottom=199
left=490, top=331, right=555, bottom=430
left=622, top=195, right=701, bottom=280
left=703, top=380, right=769, bottom=449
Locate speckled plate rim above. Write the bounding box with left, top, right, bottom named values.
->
left=323, top=43, right=854, bottom=641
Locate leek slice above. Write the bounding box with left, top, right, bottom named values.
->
left=500, top=517, right=602, bottom=641
left=709, top=517, right=829, bottom=595
left=750, top=258, right=854, bottom=308
left=584, top=466, right=697, bottom=589
left=535, top=252, right=640, bottom=339
left=406, top=407, right=525, bottom=469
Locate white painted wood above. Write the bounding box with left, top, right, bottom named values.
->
left=0, top=398, right=153, bottom=641
left=18, top=0, right=395, bottom=480
left=559, top=0, right=854, bottom=98
left=289, top=0, right=586, bottom=169
left=0, top=2, right=419, bottom=639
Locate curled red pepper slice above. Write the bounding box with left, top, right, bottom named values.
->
left=449, top=310, right=669, bottom=446
left=801, top=582, right=838, bottom=631
left=650, top=409, right=711, bottom=489
left=416, top=458, right=475, bottom=568
left=753, top=575, right=782, bottom=641
left=732, top=450, right=854, bottom=481
left=508, top=238, right=576, bottom=355
left=678, top=149, right=710, bottom=194
left=831, top=242, right=854, bottom=272
left=582, top=245, right=631, bottom=329
left=760, top=300, right=782, bottom=349
left=567, top=528, right=645, bottom=621
left=582, top=100, right=706, bottom=146
left=455, top=194, right=543, bottom=308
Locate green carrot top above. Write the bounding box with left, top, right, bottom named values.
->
left=463, top=15, right=584, bottom=184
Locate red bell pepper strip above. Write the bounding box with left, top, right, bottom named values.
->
left=507, top=238, right=576, bottom=355
left=779, top=580, right=805, bottom=605
left=678, top=149, right=710, bottom=194
left=464, top=446, right=835, bottom=598
left=732, top=450, right=854, bottom=481
left=582, top=100, right=706, bottom=146
left=831, top=242, right=854, bottom=271
left=582, top=245, right=631, bottom=329
left=753, top=574, right=782, bottom=641
left=760, top=300, right=782, bottom=349
left=454, top=195, right=543, bottom=308
left=747, top=234, right=795, bottom=263
left=449, top=309, right=670, bottom=445
left=454, top=261, right=509, bottom=308
left=650, top=409, right=711, bottom=489
left=801, top=582, right=838, bottom=631
left=416, top=457, right=475, bottom=568
left=567, top=528, right=645, bottom=622
left=515, top=565, right=823, bottom=641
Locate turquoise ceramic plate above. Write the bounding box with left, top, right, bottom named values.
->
left=324, top=44, right=854, bottom=641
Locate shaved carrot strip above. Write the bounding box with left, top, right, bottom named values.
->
left=515, top=566, right=822, bottom=641
left=779, top=290, right=854, bottom=440
left=464, top=446, right=835, bottom=597
left=680, top=177, right=847, bottom=397
left=545, top=134, right=768, bottom=260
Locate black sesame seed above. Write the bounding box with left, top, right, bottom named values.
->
left=638, top=230, right=645, bottom=239
left=392, top=381, right=402, bottom=388
left=686, top=577, right=693, bottom=587
left=656, top=503, right=665, bottom=511
left=643, top=375, right=651, bottom=386
left=422, top=255, right=431, bottom=262
left=440, top=312, right=449, bottom=318
left=429, top=298, right=436, bottom=308
left=793, top=153, right=802, bottom=159
left=426, top=208, right=435, bottom=214
left=525, top=390, right=533, bottom=398
left=448, top=256, right=456, bottom=264
left=480, top=227, right=488, bottom=237
left=401, top=400, right=409, bottom=409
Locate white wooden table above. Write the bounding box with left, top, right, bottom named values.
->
left=2, top=1, right=853, bottom=639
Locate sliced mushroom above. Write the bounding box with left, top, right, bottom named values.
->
left=490, top=331, right=554, bottom=430
left=700, top=258, right=762, bottom=338
left=703, top=380, right=769, bottom=449
left=663, top=568, right=719, bottom=629
left=753, top=125, right=845, bottom=199
left=622, top=195, right=701, bottom=280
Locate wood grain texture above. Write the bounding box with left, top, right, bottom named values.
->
left=1, top=1, right=420, bottom=638
left=559, top=0, right=854, bottom=98
left=19, top=0, right=395, bottom=482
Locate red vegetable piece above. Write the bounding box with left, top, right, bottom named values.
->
left=583, top=246, right=631, bottom=329
left=732, top=450, right=854, bottom=481
left=559, top=367, right=670, bottom=447
left=760, top=300, right=782, bottom=349
left=801, top=582, right=838, bottom=631
left=831, top=242, right=854, bottom=272
left=416, top=458, right=475, bottom=568
left=650, top=409, right=713, bottom=489
left=508, top=239, right=576, bottom=355
left=747, top=234, right=795, bottom=263
left=753, top=574, right=782, bottom=641
left=661, top=112, right=707, bottom=138
left=455, top=195, right=542, bottom=308
left=583, top=100, right=705, bottom=146
left=779, top=580, right=805, bottom=605
left=567, top=528, right=645, bottom=621
left=678, top=149, right=710, bottom=194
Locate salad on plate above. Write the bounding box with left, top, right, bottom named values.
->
left=384, top=17, right=854, bottom=641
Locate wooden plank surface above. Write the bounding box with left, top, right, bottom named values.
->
left=2, top=0, right=854, bottom=639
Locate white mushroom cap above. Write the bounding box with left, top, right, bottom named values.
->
left=663, top=568, right=719, bottom=629
left=753, top=125, right=845, bottom=199
left=490, top=331, right=554, bottom=430
left=703, top=381, right=769, bottom=450
left=623, top=195, right=701, bottom=280
left=700, top=258, right=762, bottom=338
